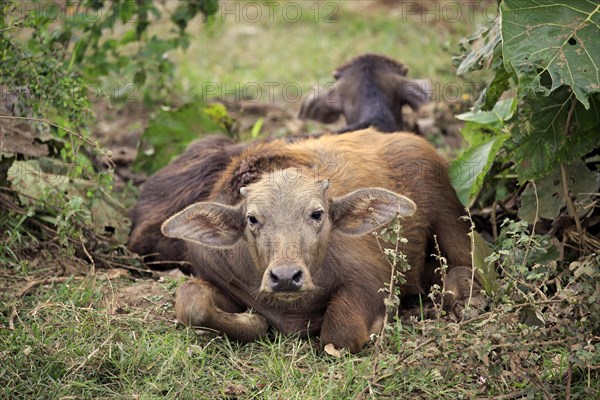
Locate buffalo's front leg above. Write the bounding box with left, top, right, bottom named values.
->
left=319, top=289, right=384, bottom=353
left=443, top=265, right=486, bottom=317
left=176, top=279, right=270, bottom=342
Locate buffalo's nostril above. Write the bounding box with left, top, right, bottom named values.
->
left=269, top=267, right=304, bottom=292
left=292, top=270, right=303, bottom=285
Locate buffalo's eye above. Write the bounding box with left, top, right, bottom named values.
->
left=247, top=215, right=259, bottom=225
left=310, top=210, right=324, bottom=221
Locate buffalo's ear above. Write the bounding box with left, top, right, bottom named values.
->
left=331, top=188, right=416, bottom=236
left=395, top=78, right=431, bottom=111
left=298, top=84, right=343, bottom=124
left=161, top=202, right=244, bottom=247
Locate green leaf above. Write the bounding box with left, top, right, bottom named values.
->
left=471, top=231, right=498, bottom=296
left=518, top=160, right=600, bottom=224
left=509, top=88, right=600, bottom=181
left=134, top=102, right=228, bottom=174
left=200, top=0, right=220, bottom=16
left=134, top=69, right=147, bottom=86
left=501, top=0, right=600, bottom=109
left=120, top=0, right=138, bottom=23
left=450, top=133, right=509, bottom=206
left=119, top=29, right=138, bottom=45
left=458, top=122, right=500, bottom=149
left=455, top=16, right=502, bottom=76
left=251, top=117, right=264, bottom=139
left=203, top=103, right=235, bottom=133
left=452, top=99, right=514, bottom=206
left=475, top=64, right=512, bottom=112
left=457, top=98, right=516, bottom=128
left=171, top=3, right=193, bottom=32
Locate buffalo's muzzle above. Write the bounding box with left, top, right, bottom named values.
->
left=268, top=266, right=304, bottom=292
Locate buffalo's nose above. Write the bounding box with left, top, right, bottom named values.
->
left=269, top=267, right=304, bottom=292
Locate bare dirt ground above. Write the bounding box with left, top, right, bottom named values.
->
left=104, top=274, right=178, bottom=323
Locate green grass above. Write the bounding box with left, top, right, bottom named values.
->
left=174, top=1, right=486, bottom=104
left=1, top=274, right=597, bottom=399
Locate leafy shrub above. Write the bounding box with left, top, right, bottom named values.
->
left=0, top=0, right=219, bottom=264
left=452, top=0, right=600, bottom=227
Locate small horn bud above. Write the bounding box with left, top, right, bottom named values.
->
left=240, top=187, right=249, bottom=196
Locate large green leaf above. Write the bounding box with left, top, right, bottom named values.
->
left=450, top=133, right=509, bottom=207
left=509, top=88, right=600, bottom=181
left=457, top=98, right=515, bottom=128
left=518, top=160, right=600, bottom=224
left=452, top=99, right=514, bottom=206
left=501, top=0, right=600, bottom=109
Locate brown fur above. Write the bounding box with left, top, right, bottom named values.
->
left=299, top=53, right=430, bottom=133
left=156, top=129, right=479, bottom=353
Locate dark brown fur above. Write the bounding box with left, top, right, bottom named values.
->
left=299, top=53, right=430, bottom=133
left=128, top=135, right=247, bottom=266
left=157, top=129, right=479, bottom=352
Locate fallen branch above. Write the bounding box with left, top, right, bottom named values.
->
left=16, top=276, right=83, bottom=297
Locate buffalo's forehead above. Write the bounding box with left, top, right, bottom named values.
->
left=246, top=169, right=325, bottom=212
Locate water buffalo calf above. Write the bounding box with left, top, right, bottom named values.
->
left=159, top=129, right=479, bottom=353
left=299, top=53, right=430, bottom=133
